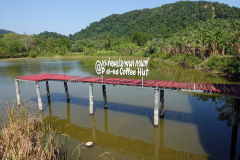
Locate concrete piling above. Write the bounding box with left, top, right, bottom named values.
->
left=154, top=89, right=160, bottom=126
left=36, top=82, right=43, bottom=111
left=89, top=83, right=94, bottom=114
left=15, top=80, right=21, bottom=106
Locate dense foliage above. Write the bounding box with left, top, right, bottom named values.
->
left=0, top=33, right=72, bottom=58
left=70, top=1, right=240, bottom=40
left=148, top=19, right=240, bottom=74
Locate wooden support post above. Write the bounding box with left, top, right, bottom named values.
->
left=64, top=82, right=70, bottom=101
left=36, top=82, right=43, bottom=111
left=154, top=89, right=160, bottom=127
left=46, top=80, right=50, bottom=100
left=15, top=80, right=21, bottom=106
left=102, top=85, right=108, bottom=109
left=160, top=90, right=164, bottom=117
left=89, top=83, right=94, bottom=114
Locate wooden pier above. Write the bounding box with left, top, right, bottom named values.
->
left=15, top=73, right=240, bottom=126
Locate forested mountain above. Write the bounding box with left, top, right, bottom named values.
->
left=37, top=31, right=68, bottom=39
left=0, top=29, right=14, bottom=35
left=70, top=1, right=240, bottom=41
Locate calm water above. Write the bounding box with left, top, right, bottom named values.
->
left=0, top=58, right=240, bottom=160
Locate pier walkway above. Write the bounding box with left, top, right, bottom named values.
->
left=15, top=73, right=240, bottom=126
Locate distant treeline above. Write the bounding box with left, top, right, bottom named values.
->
left=0, top=29, right=14, bottom=35
left=0, top=32, right=71, bottom=58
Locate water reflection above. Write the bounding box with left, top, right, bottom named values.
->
left=38, top=91, right=240, bottom=160
left=43, top=94, right=211, bottom=159
left=190, top=93, right=238, bottom=127
left=37, top=92, right=197, bottom=126
left=77, top=58, right=236, bottom=84
left=0, top=59, right=83, bottom=79
left=154, top=126, right=159, bottom=159
left=104, top=109, right=108, bottom=133
left=187, top=93, right=240, bottom=160
left=90, top=115, right=96, bottom=142
left=1, top=58, right=239, bottom=84
left=230, top=99, right=240, bottom=160
left=67, top=101, right=70, bottom=122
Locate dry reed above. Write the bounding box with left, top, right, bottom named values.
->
left=0, top=102, right=61, bottom=160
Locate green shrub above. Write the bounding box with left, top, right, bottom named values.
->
left=92, top=50, right=122, bottom=56
left=206, top=55, right=240, bottom=74
left=183, top=54, right=202, bottom=67
left=205, top=55, right=221, bottom=70
left=28, top=51, right=37, bottom=58
left=134, top=51, right=145, bottom=57
left=169, top=54, right=202, bottom=67
left=84, top=47, right=97, bottom=55
left=146, top=41, right=159, bottom=55
left=150, top=52, right=160, bottom=59
left=159, top=52, right=171, bottom=60
left=132, top=32, right=148, bottom=46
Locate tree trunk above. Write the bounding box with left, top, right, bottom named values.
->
left=222, top=47, right=225, bottom=55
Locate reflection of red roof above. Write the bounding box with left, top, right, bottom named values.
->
left=15, top=73, right=240, bottom=98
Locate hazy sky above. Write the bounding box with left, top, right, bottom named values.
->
left=0, top=0, right=239, bottom=36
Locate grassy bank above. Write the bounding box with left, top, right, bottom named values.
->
left=0, top=102, right=62, bottom=159
left=1, top=50, right=240, bottom=78
left=39, top=51, right=240, bottom=77
left=149, top=52, right=240, bottom=77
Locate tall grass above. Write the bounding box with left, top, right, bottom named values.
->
left=0, top=101, right=119, bottom=160
left=0, top=102, right=61, bottom=159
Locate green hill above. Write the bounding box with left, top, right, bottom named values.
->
left=0, top=29, right=14, bottom=35
left=70, top=1, right=240, bottom=41
left=37, top=31, right=68, bottom=39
